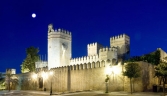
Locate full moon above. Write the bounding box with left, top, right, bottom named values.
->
left=32, top=13, right=36, bottom=18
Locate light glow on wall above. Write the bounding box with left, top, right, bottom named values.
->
left=42, top=72, right=48, bottom=79
left=32, top=73, right=37, bottom=79
left=105, top=65, right=121, bottom=75
left=112, top=66, right=121, bottom=74
left=105, top=66, right=112, bottom=75
left=49, top=71, right=53, bottom=75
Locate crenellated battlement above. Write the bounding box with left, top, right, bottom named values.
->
left=48, top=28, right=71, bottom=36
left=110, top=33, right=129, bottom=40
left=99, top=47, right=117, bottom=52
left=87, top=42, right=98, bottom=47
left=70, top=55, right=99, bottom=65
left=48, top=28, right=72, bottom=40
left=110, top=33, right=130, bottom=56
left=54, top=28, right=71, bottom=35
left=99, top=46, right=118, bottom=61
left=48, top=24, right=71, bottom=36
left=87, top=42, right=103, bottom=56
left=50, top=60, right=108, bottom=71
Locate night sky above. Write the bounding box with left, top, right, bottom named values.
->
left=0, top=0, right=167, bottom=73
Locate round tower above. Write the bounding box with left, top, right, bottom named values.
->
left=48, top=24, right=72, bottom=70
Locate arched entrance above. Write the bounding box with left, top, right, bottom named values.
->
left=39, top=77, right=43, bottom=88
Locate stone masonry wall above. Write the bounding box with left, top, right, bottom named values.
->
left=16, top=61, right=155, bottom=93
left=124, top=61, right=155, bottom=92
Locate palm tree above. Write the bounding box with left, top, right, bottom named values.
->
left=5, top=73, right=18, bottom=91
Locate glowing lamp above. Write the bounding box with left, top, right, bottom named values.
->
left=49, top=71, right=53, bottom=75
left=105, top=66, right=112, bottom=75
left=42, top=72, right=48, bottom=79
left=32, top=74, right=37, bottom=79
left=112, top=66, right=121, bottom=74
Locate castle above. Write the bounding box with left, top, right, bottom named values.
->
left=36, top=24, right=130, bottom=69
left=17, top=24, right=158, bottom=92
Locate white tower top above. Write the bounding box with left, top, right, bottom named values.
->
left=48, top=24, right=72, bottom=70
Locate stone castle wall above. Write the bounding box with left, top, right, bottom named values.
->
left=70, top=55, right=99, bottom=65
left=16, top=61, right=155, bottom=92
left=124, top=61, right=155, bottom=92
left=70, top=47, right=117, bottom=65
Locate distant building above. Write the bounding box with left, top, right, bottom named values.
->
left=0, top=72, right=5, bottom=79
left=35, top=61, right=48, bottom=69
left=6, top=69, right=16, bottom=74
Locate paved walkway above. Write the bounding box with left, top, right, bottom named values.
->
left=60, top=91, right=166, bottom=96
left=0, top=90, right=166, bottom=96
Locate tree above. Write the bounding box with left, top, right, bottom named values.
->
left=0, top=73, right=5, bottom=90
left=153, top=50, right=160, bottom=65
left=5, top=72, right=18, bottom=91
left=0, top=79, right=5, bottom=90
left=21, top=46, right=39, bottom=73
left=125, top=50, right=160, bottom=65
left=123, top=62, right=141, bottom=94
left=0, top=73, right=3, bottom=80
left=155, top=62, right=167, bottom=96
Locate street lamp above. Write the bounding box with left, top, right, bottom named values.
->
left=105, top=75, right=110, bottom=93
left=105, top=66, right=111, bottom=93
left=104, top=62, right=121, bottom=93
left=49, top=71, right=53, bottom=95
left=104, top=60, right=112, bottom=93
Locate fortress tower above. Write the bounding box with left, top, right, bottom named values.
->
left=87, top=42, right=103, bottom=56
left=99, top=47, right=117, bottom=62
left=48, top=24, right=72, bottom=70
left=110, top=34, right=130, bottom=60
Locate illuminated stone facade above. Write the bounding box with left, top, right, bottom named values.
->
left=48, top=24, right=72, bottom=70
left=46, top=24, right=130, bottom=69
left=17, top=61, right=155, bottom=92
left=18, top=24, right=157, bottom=92
left=69, top=34, right=130, bottom=66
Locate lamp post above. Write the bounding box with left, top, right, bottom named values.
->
left=105, top=65, right=111, bottom=93
left=105, top=63, right=121, bottom=93
left=105, top=75, right=110, bottom=93
left=49, top=71, right=53, bottom=95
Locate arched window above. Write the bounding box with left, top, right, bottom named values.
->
left=112, top=59, right=117, bottom=65
left=101, top=60, right=105, bottom=67
left=80, top=64, right=83, bottom=69
left=92, top=62, right=95, bottom=68
left=88, top=63, right=91, bottom=68
left=84, top=63, right=87, bottom=69
left=74, top=65, right=76, bottom=70
left=96, top=61, right=100, bottom=67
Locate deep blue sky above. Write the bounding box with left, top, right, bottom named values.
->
left=0, top=0, right=167, bottom=73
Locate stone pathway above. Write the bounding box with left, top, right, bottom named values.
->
left=0, top=90, right=166, bottom=96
